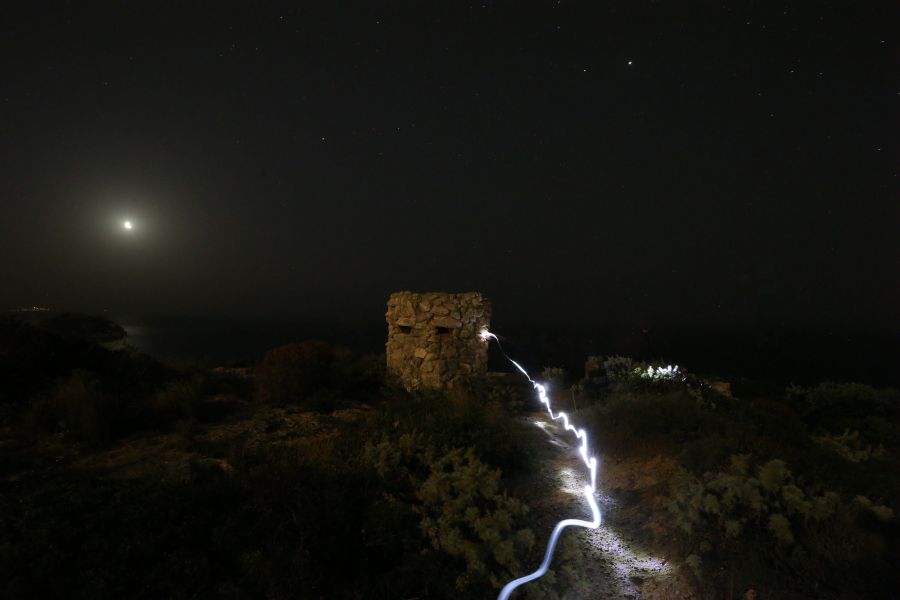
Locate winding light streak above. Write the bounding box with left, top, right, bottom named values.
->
left=480, top=330, right=601, bottom=600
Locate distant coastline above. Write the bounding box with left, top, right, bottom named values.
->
left=6, top=308, right=894, bottom=385
left=5, top=308, right=127, bottom=346
left=116, top=314, right=898, bottom=387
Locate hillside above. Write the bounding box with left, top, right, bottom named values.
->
left=1, top=320, right=898, bottom=599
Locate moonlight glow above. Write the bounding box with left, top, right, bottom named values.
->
left=123, top=220, right=133, bottom=230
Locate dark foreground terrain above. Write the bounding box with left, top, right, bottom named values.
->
left=0, top=315, right=897, bottom=599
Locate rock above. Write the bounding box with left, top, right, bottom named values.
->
left=432, top=315, right=459, bottom=329
left=708, top=380, right=734, bottom=399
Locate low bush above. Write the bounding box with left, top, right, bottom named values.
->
left=152, top=379, right=202, bottom=423
left=416, top=447, right=535, bottom=591
left=369, top=385, right=540, bottom=481
left=786, top=382, right=900, bottom=448
left=48, top=370, right=115, bottom=440
left=255, top=341, right=334, bottom=405
left=22, top=368, right=209, bottom=443
left=364, top=432, right=537, bottom=595
left=581, top=357, right=900, bottom=599
left=669, top=454, right=896, bottom=598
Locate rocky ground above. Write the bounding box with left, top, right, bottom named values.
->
left=3, top=391, right=694, bottom=599
left=518, top=411, right=695, bottom=599
left=1, top=397, right=372, bottom=487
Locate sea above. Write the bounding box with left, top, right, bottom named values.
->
left=116, top=315, right=899, bottom=388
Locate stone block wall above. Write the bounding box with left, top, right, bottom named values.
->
left=385, top=291, right=491, bottom=390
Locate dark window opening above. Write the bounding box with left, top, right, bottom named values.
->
left=436, top=326, right=452, bottom=334
left=398, top=325, right=412, bottom=334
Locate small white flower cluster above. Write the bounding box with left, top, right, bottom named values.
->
left=643, top=364, right=681, bottom=380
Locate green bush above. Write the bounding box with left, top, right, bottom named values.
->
left=786, top=382, right=900, bottom=448
left=668, top=454, right=896, bottom=598
left=541, top=366, right=568, bottom=388
left=369, top=386, right=540, bottom=480
left=416, top=447, right=535, bottom=591
left=812, top=429, right=886, bottom=463
left=364, top=430, right=537, bottom=596
left=600, top=355, right=640, bottom=382
left=360, top=382, right=547, bottom=595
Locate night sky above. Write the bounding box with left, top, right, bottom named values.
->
left=2, top=2, right=897, bottom=333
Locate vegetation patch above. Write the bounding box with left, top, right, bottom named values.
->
left=576, top=357, right=900, bottom=599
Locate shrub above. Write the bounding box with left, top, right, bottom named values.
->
left=46, top=370, right=118, bottom=441
left=669, top=455, right=836, bottom=546
left=416, top=447, right=534, bottom=591
left=668, top=454, right=896, bottom=598
left=330, top=350, right=386, bottom=391
left=541, top=366, right=568, bottom=388
left=601, top=355, right=640, bottom=382
left=581, top=369, right=900, bottom=598
left=786, top=382, right=899, bottom=424
left=152, top=379, right=201, bottom=423
left=255, top=341, right=333, bottom=405
left=369, top=386, right=540, bottom=480
left=812, top=429, right=886, bottom=463
left=586, top=355, right=709, bottom=406
left=364, top=431, right=537, bottom=596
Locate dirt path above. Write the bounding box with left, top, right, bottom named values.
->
left=521, top=411, right=678, bottom=599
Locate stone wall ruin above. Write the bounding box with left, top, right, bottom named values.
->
left=385, top=291, right=491, bottom=390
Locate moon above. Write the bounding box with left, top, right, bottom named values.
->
left=123, top=220, right=133, bottom=230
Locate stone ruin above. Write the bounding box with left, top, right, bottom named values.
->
left=385, top=291, right=492, bottom=391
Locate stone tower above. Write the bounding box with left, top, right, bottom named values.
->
left=385, top=291, right=491, bottom=391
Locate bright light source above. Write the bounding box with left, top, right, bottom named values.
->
left=123, top=220, right=133, bottom=230
left=643, top=364, right=681, bottom=380
left=482, top=330, right=602, bottom=600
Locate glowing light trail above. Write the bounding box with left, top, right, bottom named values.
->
left=480, top=330, right=601, bottom=600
